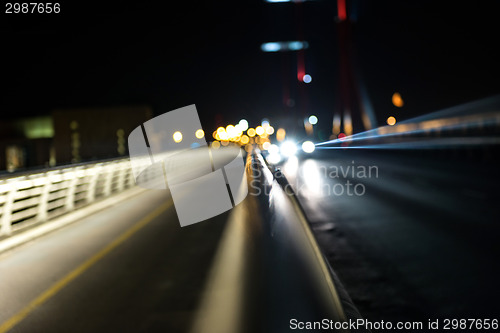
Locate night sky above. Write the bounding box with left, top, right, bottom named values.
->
left=2, top=0, right=500, bottom=131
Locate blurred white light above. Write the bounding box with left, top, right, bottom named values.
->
left=302, top=141, right=315, bottom=153
left=266, top=153, right=281, bottom=164
left=173, top=131, right=183, bottom=143
left=219, top=131, right=228, bottom=141
left=262, top=119, right=270, bottom=127
left=303, top=74, right=312, bottom=83
left=234, top=124, right=244, bottom=137
left=284, top=156, right=299, bottom=174
left=308, top=115, right=318, bottom=125
left=268, top=144, right=280, bottom=155
left=281, top=141, right=297, bottom=157
left=226, top=125, right=237, bottom=138
left=255, top=126, right=265, bottom=136
left=301, top=159, right=321, bottom=195
left=238, top=119, right=249, bottom=131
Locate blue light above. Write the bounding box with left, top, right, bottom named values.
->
left=261, top=42, right=281, bottom=52
left=261, top=41, right=309, bottom=53
left=288, top=41, right=303, bottom=51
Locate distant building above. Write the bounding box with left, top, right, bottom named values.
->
left=0, top=116, right=54, bottom=172
left=52, top=105, right=152, bottom=165
left=0, top=105, right=152, bottom=172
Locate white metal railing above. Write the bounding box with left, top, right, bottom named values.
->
left=0, top=158, right=135, bottom=237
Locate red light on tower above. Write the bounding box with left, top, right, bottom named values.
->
left=337, top=0, right=347, bottom=21
left=297, top=64, right=305, bottom=82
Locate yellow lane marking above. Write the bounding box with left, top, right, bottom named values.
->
left=0, top=200, right=173, bottom=333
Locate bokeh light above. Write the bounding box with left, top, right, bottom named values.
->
left=195, top=129, right=204, bottom=139
left=308, top=115, right=318, bottom=125
left=387, top=116, right=397, bottom=126
left=266, top=153, right=281, bottom=164
left=276, top=128, right=286, bottom=142
left=281, top=141, right=297, bottom=157
left=240, top=135, right=250, bottom=145
left=238, top=119, right=249, bottom=131
left=173, top=131, right=183, bottom=143
left=302, top=141, right=315, bottom=153
left=392, top=92, right=404, bottom=107
left=268, top=144, right=280, bottom=155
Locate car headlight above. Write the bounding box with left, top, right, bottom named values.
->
left=301, top=141, right=315, bottom=153
left=280, top=141, right=297, bottom=157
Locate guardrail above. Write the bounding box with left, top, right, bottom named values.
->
left=0, top=158, right=135, bottom=237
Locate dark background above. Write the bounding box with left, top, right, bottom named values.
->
left=2, top=0, right=500, bottom=131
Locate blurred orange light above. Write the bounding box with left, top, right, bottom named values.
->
left=392, top=92, right=404, bottom=107
left=387, top=116, right=396, bottom=126
left=276, top=128, right=286, bottom=142
left=240, top=135, right=250, bottom=145
left=195, top=129, right=204, bottom=139
left=247, top=128, right=256, bottom=137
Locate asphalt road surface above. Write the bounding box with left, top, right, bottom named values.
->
left=282, top=149, right=500, bottom=323
left=0, top=189, right=228, bottom=333
left=2, top=148, right=499, bottom=332
left=0, top=160, right=346, bottom=333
